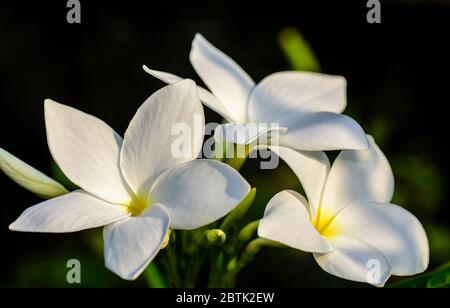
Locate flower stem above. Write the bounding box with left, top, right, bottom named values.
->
left=144, top=263, right=167, bottom=288
left=224, top=238, right=284, bottom=281
left=220, top=188, right=257, bottom=233
left=238, top=220, right=260, bottom=243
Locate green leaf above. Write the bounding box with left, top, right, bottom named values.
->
left=427, top=225, right=450, bottom=263
left=278, top=27, right=321, bottom=72
left=389, top=262, right=450, bottom=288
left=220, top=188, right=257, bottom=233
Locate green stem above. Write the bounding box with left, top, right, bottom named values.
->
left=163, top=245, right=183, bottom=287
left=220, top=188, right=257, bottom=233
left=238, top=221, right=260, bottom=243
left=207, top=248, right=227, bottom=287
left=224, top=238, right=283, bottom=281
left=144, top=263, right=167, bottom=288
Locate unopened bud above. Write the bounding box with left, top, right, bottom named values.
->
left=206, top=229, right=226, bottom=246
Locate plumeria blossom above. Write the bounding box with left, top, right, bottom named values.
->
left=258, top=136, right=429, bottom=286
left=9, top=79, right=250, bottom=280
left=143, top=33, right=369, bottom=152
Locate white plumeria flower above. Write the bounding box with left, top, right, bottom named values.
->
left=258, top=136, right=429, bottom=287
left=143, top=33, right=369, bottom=151
left=9, top=79, right=250, bottom=280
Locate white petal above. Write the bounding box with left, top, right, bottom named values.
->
left=248, top=71, right=347, bottom=123
left=214, top=123, right=287, bottom=145
left=190, top=33, right=255, bottom=123
left=104, top=204, right=169, bottom=280
left=334, top=201, right=429, bottom=276
left=9, top=190, right=129, bottom=233
left=263, top=146, right=330, bottom=216
left=142, top=66, right=232, bottom=121
left=321, top=136, right=394, bottom=216
left=278, top=112, right=369, bottom=151
left=44, top=99, right=132, bottom=204
left=150, top=159, right=250, bottom=230
left=142, top=66, right=183, bottom=84
left=314, top=236, right=392, bottom=287
left=120, top=80, right=204, bottom=198
left=258, top=190, right=333, bottom=253
left=0, top=147, right=68, bottom=199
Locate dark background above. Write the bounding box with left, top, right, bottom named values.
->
left=1, top=0, right=449, bottom=287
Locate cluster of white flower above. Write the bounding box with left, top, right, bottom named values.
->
left=0, top=33, right=428, bottom=286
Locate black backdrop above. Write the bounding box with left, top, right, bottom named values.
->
left=1, top=0, right=449, bottom=287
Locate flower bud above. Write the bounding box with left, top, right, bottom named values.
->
left=206, top=229, right=226, bottom=246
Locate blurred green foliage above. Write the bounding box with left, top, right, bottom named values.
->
left=278, top=27, right=321, bottom=72
left=144, top=263, right=167, bottom=288
left=9, top=236, right=139, bottom=288
left=390, top=262, right=450, bottom=288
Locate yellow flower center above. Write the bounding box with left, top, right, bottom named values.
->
left=311, top=206, right=341, bottom=238
left=126, top=195, right=152, bottom=217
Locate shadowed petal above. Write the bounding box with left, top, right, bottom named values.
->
left=278, top=112, right=369, bottom=151
left=103, top=204, right=170, bottom=280
left=259, top=190, right=333, bottom=253
left=214, top=123, right=287, bottom=145
left=263, top=146, right=330, bottom=215
left=150, top=160, right=250, bottom=230
left=321, top=136, right=394, bottom=217
left=120, top=80, right=204, bottom=197
left=314, top=235, right=392, bottom=287
left=248, top=71, right=347, bottom=123
left=334, top=201, right=429, bottom=276
left=9, top=190, right=129, bottom=233
left=142, top=66, right=232, bottom=121
left=190, top=33, right=255, bottom=123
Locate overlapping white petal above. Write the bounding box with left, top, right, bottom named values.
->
left=120, top=79, right=204, bottom=198
left=334, top=201, right=429, bottom=276
left=262, top=146, right=329, bottom=214
left=321, top=136, right=394, bottom=216
left=278, top=112, right=369, bottom=151
left=142, top=66, right=183, bottom=84
left=190, top=33, right=254, bottom=123
left=214, top=123, right=287, bottom=145
left=247, top=71, right=347, bottom=123
left=142, top=66, right=232, bottom=121
left=104, top=204, right=170, bottom=280
left=314, top=235, right=392, bottom=287
left=258, top=190, right=333, bottom=253
left=9, top=190, right=129, bottom=233
left=0, top=147, right=68, bottom=199
left=45, top=99, right=133, bottom=205
left=150, top=160, right=250, bottom=230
